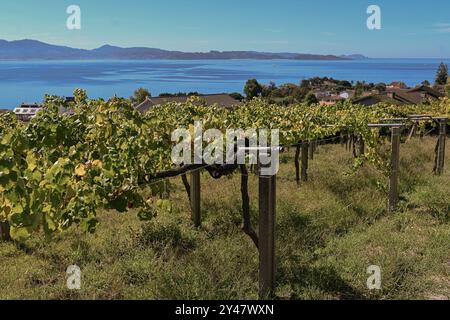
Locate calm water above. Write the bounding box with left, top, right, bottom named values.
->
left=0, top=59, right=449, bottom=108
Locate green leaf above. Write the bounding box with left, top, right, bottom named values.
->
left=10, top=227, right=31, bottom=242
left=82, top=218, right=98, bottom=233
left=137, top=208, right=156, bottom=221
left=26, top=152, right=38, bottom=172
left=156, top=199, right=172, bottom=213
left=45, top=215, right=57, bottom=232
left=109, top=197, right=128, bottom=213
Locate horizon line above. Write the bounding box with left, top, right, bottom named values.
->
left=3, top=38, right=450, bottom=60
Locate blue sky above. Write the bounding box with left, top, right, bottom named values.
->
left=1, top=0, right=450, bottom=58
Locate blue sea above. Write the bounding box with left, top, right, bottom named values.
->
left=0, top=58, right=449, bottom=108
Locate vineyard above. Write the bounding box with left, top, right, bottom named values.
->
left=1, top=90, right=450, bottom=299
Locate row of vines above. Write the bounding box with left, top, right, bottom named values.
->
left=1, top=89, right=449, bottom=241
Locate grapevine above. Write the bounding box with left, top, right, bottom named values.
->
left=0, top=90, right=449, bottom=241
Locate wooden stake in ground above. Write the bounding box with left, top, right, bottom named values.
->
left=190, top=170, right=201, bottom=227
left=0, top=222, right=10, bottom=241
left=388, top=126, right=401, bottom=212
left=258, top=157, right=276, bottom=299
left=301, top=141, right=309, bottom=182
left=407, top=123, right=417, bottom=142
left=436, top=119, right=447, bottom=175
left=240, top=165, right=259, bottom=248
left=358, top=135, right=365, bottom=156
left=181, top=174, right=191, bottom=202
left=295, top=145, right=301, bottom=185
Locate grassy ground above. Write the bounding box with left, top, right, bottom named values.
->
left=0, top=137, right=449, bottom=300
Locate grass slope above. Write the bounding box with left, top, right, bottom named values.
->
left=0, top=137, right=449, bottom=300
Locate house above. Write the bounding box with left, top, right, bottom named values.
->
left=136, top=94, right=241, bottom=113
left=12, top=97, right=79, bottom=120
left=386, top=81, right=408, bottom=89
left=432, top=85, right=447, bottom=96
left=352, top=94, right=403, bottom=106
left=60, top=97, right=76, bottom=116
left=339, top=90, right=356, bottom=99
left=13, top=103, right=43, bottom=122
left=405, top=85, right=444, bottom=99
left=354, top=85, right=444, bottom=106
left=319, top=95, right=344, bottom=106
left=313, top=90, right=332, bottom=99
left=339, top=92, right=350, bottom=99
left=384, top=85, right=443, bottom=104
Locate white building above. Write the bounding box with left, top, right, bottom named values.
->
left=339, top=92, right=350, bottom=99
left=13, top=104, right=42, bottom=122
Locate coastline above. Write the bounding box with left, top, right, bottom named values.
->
left=1, top=58, right=449, bottom=107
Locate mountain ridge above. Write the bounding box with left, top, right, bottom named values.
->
left=0, top=39, right=368, bottom=61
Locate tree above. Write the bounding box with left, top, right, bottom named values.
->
left=337, top=80, right=352, bottom=89
left=388, top=81, right=407, bottom=89
left=354, top=81, right=367, bottom=97
left=374, top=82, right=386, bottom=92
left=446, top=78, right=450, bottom=97
left=244, top=79, right=263, bottom=100
left=421, top=80, right=431, bottom=87
left=300, top=79, right=312, bottom=90
left=292, top=87, right=307, bottom=102
left=131, top=88, right=151, bottom=105
left=303, top=92, right=319, bottom=106
left=278, top=83, right=298, bottom=97
left=435, top=62, right=449, bottom=86
left=262, top=81, right=277, bottom=98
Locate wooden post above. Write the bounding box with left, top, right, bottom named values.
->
left=161, top=180, right=170, bottom=199
left=388, top=127, right=401, bottom=212
left=0, top=222, right=10, bottom=241
left=294, top=146, right=301, bottom=186
left=436, top=119, right=447, bottom=175
left=258, top=161, right=276, bottom=299
left=407, top=123, right=416, bottom=142
left=349, top=133, right=353, bottom=152
left=301, top=141, right=309, bottom=182
left=358, top=135, right=365, bottom=156
left=190, top=170, right=201, bottom=227
left=309, top=140, right=314, bottom=160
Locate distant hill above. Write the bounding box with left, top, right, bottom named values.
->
left=340, top=54, right=370, bottom=60
left=0, top=39, right=350, bottom=61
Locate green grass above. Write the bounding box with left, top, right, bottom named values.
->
left=0, top=137, right=449, bottom=300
